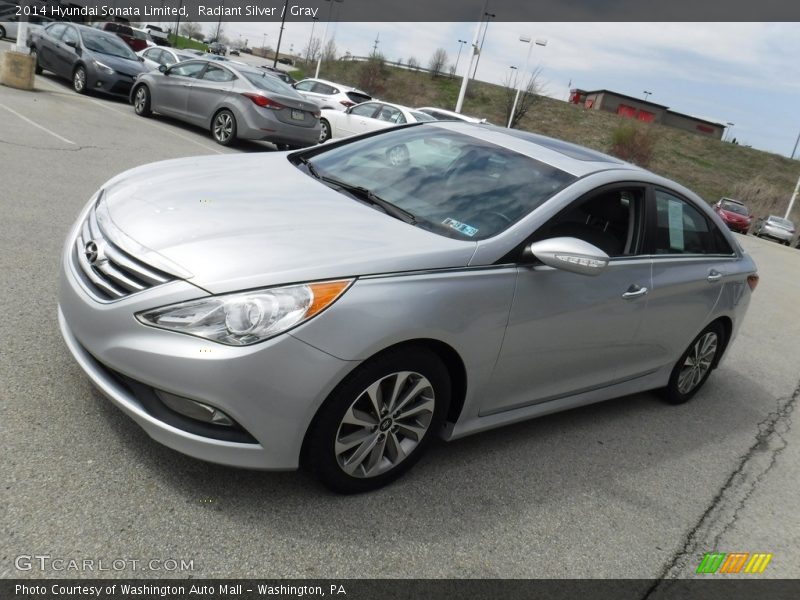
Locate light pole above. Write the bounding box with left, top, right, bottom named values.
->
left=508, top=65, right=518, bottom=88
left=455, top=10, right=487, bottom=113
left=453, top=39, right=468, bottom=78
left=306, top=17, right=319, bottom=64
left=725, top=122, right=735, bottom=142
left=262, top=33, right=268, bottom=57
left=507, top=36, right=547, bottom=129
left=315, top=0, right=344, bottom=79
left=785, top=174, right=800, bottom=220
left=643, top=90, right=652, bottom=102
left=471, top=12, right=496, bottom=79
left=273, top=0, right=290, bottom=67
left=790, top=129, right=799, bottom=159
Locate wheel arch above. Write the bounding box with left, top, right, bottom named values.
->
left=708, top=315, right=733, bottom=368
left=299, top=337, right=469, bottom=461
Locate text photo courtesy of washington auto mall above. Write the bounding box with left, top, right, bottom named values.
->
left=1, top=0, right=800, bottom=599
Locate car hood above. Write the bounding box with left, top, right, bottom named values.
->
left=100, top=153, right=476, bottom=294
left=86, top=50, right=146, bottom=76
left=719, top=209, right=749, bottom=222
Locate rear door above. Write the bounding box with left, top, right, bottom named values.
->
left=633, top=187, right=734, bottom=373
left=36, top=23, right=66, bottom=71
left=186, top=63, right=236, bottom=126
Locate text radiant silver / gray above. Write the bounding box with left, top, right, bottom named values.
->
left=58, top=122, right=758, bottom=493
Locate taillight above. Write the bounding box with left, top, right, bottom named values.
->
left=339, top=100, right=355, bottom=107
left=747, top=274, right=759, bottom=291
left=242, top=93, right=285, bottom=110
left=313, top=111, right=321, bottom=118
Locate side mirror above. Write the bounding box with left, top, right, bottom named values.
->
left=158, top=64, right=168, bottom=74
left=138, top=56, right=144, bottom=62
left=528, top=237, right=610, bottom=276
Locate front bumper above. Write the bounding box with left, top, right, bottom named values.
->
left=58, top=249, right=358, bottom=470
left=89, top=70, right=139, bottom=98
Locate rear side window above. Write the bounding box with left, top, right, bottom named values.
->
left=654, top=190, right=732, bottom=255
left=346, top=91, right=372, bottom=104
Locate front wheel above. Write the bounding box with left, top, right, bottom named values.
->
left=304, top=347, right=451, bottom=494
left=662, top=322, right=724, bottom=405
left=72, top=65, right=87, bottom=94
left=211, top=109, right=237, bottom=146
left=132, top=85, right=152, bottom=117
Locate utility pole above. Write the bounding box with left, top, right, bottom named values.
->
left=372, top=33, right=380, bottom=57
left=791, top=129, right=800, bottom=159
left=453, top=39, right=467, bottom=79
left=471, top=11, right=495, bottom=79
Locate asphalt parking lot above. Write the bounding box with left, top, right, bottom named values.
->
left=1, top=41, right=799, bottom=581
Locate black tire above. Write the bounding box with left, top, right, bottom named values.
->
left=132, top=85, right=152, bottom=117
left=319, top=118, right=331, bottom=142
left=30, top=47, right=43, bottom=75
left=303, top=346, right=451, bottom=494
left=211, top=109, right=237, bottom=146
left=0, top=26, right=6, bottom=40
left=72, top=65, right=87, bottom=94
left=662, top=321, right=725, bottom=405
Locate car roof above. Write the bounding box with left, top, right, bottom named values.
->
left=302, top=77, right=367, bottom=94
left=423, top=121, right=642, bottom=178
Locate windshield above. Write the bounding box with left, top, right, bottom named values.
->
left=302, top=126, right=576, bottom=240
left=81, top=30, right=137, bottom=60
left=720, top=200, right=748, bottom=215
left=241, top=70, right=303, bottom=97
left=768, top=216, right=794, bottom=229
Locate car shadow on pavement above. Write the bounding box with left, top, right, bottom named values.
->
left=89, top=363, right=771, bottom=542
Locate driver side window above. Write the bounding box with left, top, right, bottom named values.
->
left=531, top=187, right=646, bottom=257
left=170, top=62, right=206, bottom=78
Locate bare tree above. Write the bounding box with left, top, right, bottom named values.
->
left=180, top=21, right=202, bottom=41
left=503, top=66, right=546, bottom=128
left=321, top=38, right=338, bottom=62
left=407, top=57, right=420, bottom=71
left=304, top=36, right=322, bottom=64
left=427, top=48, right=448, bottom=78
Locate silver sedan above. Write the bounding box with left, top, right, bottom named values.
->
left=58, top=123, right=758, bottom=493
left=130, top=59, right=321, bottom=148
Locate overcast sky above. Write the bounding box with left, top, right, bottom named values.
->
left=191, top=20, right=800, bottom=157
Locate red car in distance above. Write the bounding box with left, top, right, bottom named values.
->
left=94, top=22, right=148, bottom=53
left=714, top=197, right=752, bottom=234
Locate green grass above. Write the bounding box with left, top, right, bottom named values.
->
left=308, top=59, right=800, bottom=221
left=168, top=34, right=207, bottom=52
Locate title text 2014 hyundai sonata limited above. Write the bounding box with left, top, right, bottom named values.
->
left=58, top=123, right=759, bottom=493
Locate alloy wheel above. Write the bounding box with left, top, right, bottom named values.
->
left=134, top=87, right=147, bottom=114
left=677, top=332, right=718, bottom=395
left=319, top=120, right=330, bottom=142
left=73, top=67, right=86, bottom=92
left=334, top=371, right=435, bottom=478
left=213, top=112, right=233, bottom=143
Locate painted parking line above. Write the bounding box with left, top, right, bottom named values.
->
left=0, top=101, right=76, bottom=145
left=33, top=75, right=227, bottom=155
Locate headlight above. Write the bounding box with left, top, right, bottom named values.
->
left=94, top=60, right=115, bottom=75
left=136, top=280, right=353, bottom=346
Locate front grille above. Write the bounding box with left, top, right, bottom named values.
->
left=72, top=202, right=173, bottom=301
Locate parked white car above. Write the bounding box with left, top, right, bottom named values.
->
left=137, top=46, right=198, bottom=71
left=0, top=13, right=51, bottom=41
left=320, top=100, right=435, bottom=142
left=293, top=77, right=372, bottom=111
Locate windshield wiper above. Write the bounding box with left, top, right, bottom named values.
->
left=296, top=155, right=321, bottom=180
left=320, top=176, right=417, bottom=225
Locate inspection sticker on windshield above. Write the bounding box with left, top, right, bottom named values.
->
left=443, top=218, right=479, bottom=237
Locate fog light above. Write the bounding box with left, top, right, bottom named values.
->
left=155, top=390, right=234, bottom=426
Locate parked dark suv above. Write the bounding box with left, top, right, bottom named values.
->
left=209, top=42, right=227, bottom=56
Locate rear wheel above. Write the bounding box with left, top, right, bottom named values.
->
left=30, top=47, right=43, bottom=75
left=132, top=85, right=152, bottom=117
left=304, top=347, right=450, bottom=494
left=319, top=118, right=331, bottom=142
left=662, top=322, right=724, bottom=405
left=72, top=65, right=87, bottom=94
left=0, top=26, right=6, bottom=40
left=211, top=109, right=236, bottom=146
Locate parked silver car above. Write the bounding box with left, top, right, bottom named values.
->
left=130, top=59, right=321, bottom=147
left=58, top=123, right=758, bottom=493
left=753, top=215, right=795, bottom=245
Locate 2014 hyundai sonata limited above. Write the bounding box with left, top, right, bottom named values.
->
left=58, top=123, right=758, bottom=493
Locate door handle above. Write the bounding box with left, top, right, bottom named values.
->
left=707, top=270, right=723, bottom=282
left=622, top=285, right=648, bottom=299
